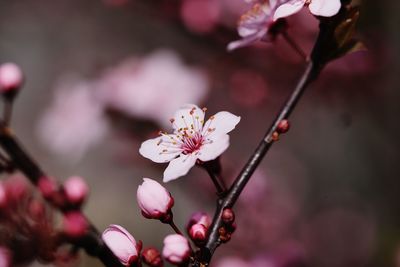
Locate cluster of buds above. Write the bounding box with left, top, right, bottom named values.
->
left=218, top=208, right=236, bottom=243
left=38, top=175, right=90, bottom=239
left=0, top=175, right=78, bottom=265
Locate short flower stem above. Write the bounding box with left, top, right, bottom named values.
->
left=282, top=31, right=308, bottom=61
left=169, top=220, right=183, bottom=235
left=3, top=100, right=13, bottom=126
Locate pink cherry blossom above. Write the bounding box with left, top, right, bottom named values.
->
left=162, top=234, right=191, bottom=264
left=227, top=1, right=278, bottom=51
left=96, top=50, right=209, bottom=127
left=228, top=0, right=341, bottom=51
left=274, top=0, right=341, bottom=21
left=36, top=76, right=109, bottom=161
left=139, top=104, right=240, bottom=182
left=137, top=178, right=174, bottom=219
left=0, top=63, right=23, bottom=92
left=102, top=224, right=141, bottom=266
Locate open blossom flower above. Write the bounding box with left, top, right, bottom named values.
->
left=228, top=0, right=341, bottom=51
left=274, top=0, right=341, bottom=20
left=102, top=225, right=141, bottom=266
left=139, top=104, right=240, bottom=182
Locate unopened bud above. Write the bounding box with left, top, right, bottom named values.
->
left=102, top=225, right=141, bottom=266
left=137, top=178, right=174, bottom=222
left=38, top=176, right=57, bottom=199
left=162, top=234, right=190, bottom=265
left=63, top=212, right=88, bottom=238
left=0, top=63, right=23, bottom=97
left=28, top=199, right=45, bottom=220
left=63, top=176, right=89, bottom=206
left=142, top=247, right=163, bottom=267
left=277, top=119, right=290, bottom=134
left=187, top=212, right=211, bottom=230
left=189, top=223, right=207, bottom=243
left=221, top=208, right=235, bottom=224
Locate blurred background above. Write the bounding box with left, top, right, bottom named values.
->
left=0, top=0, right=399, bottom=266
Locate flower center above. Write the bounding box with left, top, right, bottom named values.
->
left=181, top=132, right=204, bottom=155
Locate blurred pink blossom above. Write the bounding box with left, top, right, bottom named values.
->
left=96, top=50, right=209, bottom=127
left=180, top=0, right=221, bottom=34
left=215, top=257, right=250, bottom=267
left=139, top=104, right=240, bottom=182
left=137, top=178, right=174, bottom=220
left=62, top=212, right=88, bottom=238
left=37, top=76, right=109, bottom=161
left=162, top=234, right=191, bottom=264
left=102, top=224, right=141, bottom=266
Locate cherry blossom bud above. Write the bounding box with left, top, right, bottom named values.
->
left=102, top=225, right=141, bottom=266
left=63, top=176, right=89, bottom=206
left=162, top=234, right=191, bottom=265
left=137, top=178, right=174, bottom=221
left=38, top=176, right=57, bottom=199
left=63, top=212, right=88, bottom=238
left=187, top=212, right=211, bottom=229
left=221, top=208, right=235, bottom=224
left=277, top=119, right=290, bottom=134
left=0, top=246, right=12, bottom=267
left=189, top=223, right=207, bottom=243
left=0, top=63, right=23, bottom=95
left=142, top=247, right=163, bottom=267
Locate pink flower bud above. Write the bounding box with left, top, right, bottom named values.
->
left=142, top=247, right=163, bottom=267
left=63, top=212, right=88, bottom=238
left=162, top=234, right=190, bottom=265
left=0, top=246, right=12, bottom=267
left=187, top=212, right=211, bottom=229
left=189, top=223, right=207, bottom=243
left=38, top=176, right=58, bottom=199
left=221, top=208, right=235, bottom=224
left=0, top=63, right=23, bottom=93
left=63, top=176, right=89, bottom=206
left=102, top=224, right=141, bottom=266
left=137, top=178, right=174, bottom=220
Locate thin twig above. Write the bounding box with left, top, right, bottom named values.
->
left=282, top=31, right=308, bottom=61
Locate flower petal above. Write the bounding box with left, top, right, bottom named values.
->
left=273, top=0, right=305, bottom=21
left=172, top=104, right=205, bottom=133
left=198, top=134, right=229, bottom=162
left=309, top=0, right=341, bottom=17
left=163, top=154, right=197, bottom=182
left=202, top=111, right=240, bottom=138
left=227, top=29, right=268, bottom=51
left=139, top=136, right=181, bottom=163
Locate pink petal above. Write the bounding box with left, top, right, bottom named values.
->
left=273, top=0, right=305, bottom=21
left=139, top=136, right=181, bottom=163
left=172, top=104, right=205, bottom=132
left=308, top=0, right=341, bottom=17
left=198, top=134, right=229, bottom=162
left=163, top=154, right=197, bottom=182
left=227, top=28, right=268, bottom=51
left=202, top=111, right=240, bottom=138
